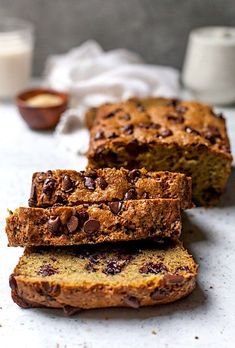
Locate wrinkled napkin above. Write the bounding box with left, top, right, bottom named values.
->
left=45, top=40, right=180, bottom=155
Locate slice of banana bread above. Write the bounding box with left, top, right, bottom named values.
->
left=9, top=240, right=198, bottom=313
left=87, top=97, right=232, bottom=206
left=29, top=168, right=192, bottom=209
left=6, top=199, right=181, bottom=247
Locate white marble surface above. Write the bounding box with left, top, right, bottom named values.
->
left=0, top=102, right=235, bottom=348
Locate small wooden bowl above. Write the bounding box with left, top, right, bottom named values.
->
left=16, top=88, right=69, bottom=130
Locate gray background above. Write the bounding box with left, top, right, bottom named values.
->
left=1, top=0, right=235, bottom=76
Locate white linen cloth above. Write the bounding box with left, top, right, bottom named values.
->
left=44, top=40, right=180, bottom=155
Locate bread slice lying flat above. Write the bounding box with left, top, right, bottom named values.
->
left=29, top=168, right=192, bottom=209
left=6, top=199, right=181, bottom=247
left=9, top=240, right=198, bottom=314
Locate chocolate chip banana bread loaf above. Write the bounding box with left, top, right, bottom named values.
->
left=9, top=240, right=198, bottom=313
left=87, top=97, right=232, bottom=206
left=6, top=199, right=181, bottom=247
left=29, top=168, right=192, bottom=209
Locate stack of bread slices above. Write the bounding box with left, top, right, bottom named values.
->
left=7, top=96, right=233, bottom=314
left=6, top=167, right=198, bottom=315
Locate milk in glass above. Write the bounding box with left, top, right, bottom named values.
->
left=0, top=18, right=34, bottom=99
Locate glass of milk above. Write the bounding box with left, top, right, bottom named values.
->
left=0, top=17, right=34, bottom=100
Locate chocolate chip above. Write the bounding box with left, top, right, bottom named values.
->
left=157, top=129, right=173, bottom=139
left=67, top=215, right=79, bottom=233
left=138, top=122, right=151, bottom=129
left=123, top=225, right=136, bottom=234
left=122, top=124, right=134, bottom=135
left=41, top=282, right=61, bottom=297
left=136, top=103, right=145, bottom=112
left=212, top=111, right=224, bottom=120
left=138, top=122, right=161, bottom=129
left=166, top=98, right=179, bottom=107
left=124, top=188, right=137, bottom=200
left=96, top=177, right=108, bottom=190
left=48, top=216, right=61, bottom=234
left=9, top=274, right=17, bottom=290
left=62, top=175, right=74, bottom=193
left=77, top=211, right=89, bottom=226
left=89, top=254, right=101, bottom=264
left=126, top=140, right=148, bottom=156
left=84, top=170, right=98, bottom=179
left=83, top=219, right=100, bottom=234
left=123, top=296, right=140, bottom=308
left=85, top=261, right=97, bottom=272
left=176, top=105, right=188, bottom=113
left=55, top=195, right=68, bottom=205
left=184, top=126, right=201, bottom=136
left=103, top=260, right=122, bottom=275
left=114, top=222, right=122, bottom=230
left=94, top=131, right=105, bottom=140
left=139, top=262, right=168, bottom=274
left=126, top=140, right=140, bottom=155
left=204, top=125, right=221, bottom=144
left=28, top=184, right=37, bottom=207
left=149, top=123, right=161, bottom=129
left=164, top=274, right=184, bottom=284
left=128, top=169, right=140, bottom=182
left=175, top=266, right=191, bottom=272
left=109, top=201, right=123, bottom=214
left=166, top=114, right=185, bottom=123
left=36, top=174, right=44, bottom=183
left=150, top=288, right=167, bottom=300
left=38, top=264, right=59, bottom=277
left=106, top=131, right=118, bottom=139
left=84, top=176, right=96, bottom=190
left=142, top=192, right=149, bottom=199
left=104, top=111, right=116, bottom=119
left=219, top=144, right=231, bottom=153
left=103, top=108, right=122, bottom=119
left=43, top=177, right=55, bottom=197
left=63, top=305, right=82, bottom=316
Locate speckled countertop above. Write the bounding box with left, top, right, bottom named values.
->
left=0, top=102, right=234, bottom=348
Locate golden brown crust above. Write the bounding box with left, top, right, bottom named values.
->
left=10, top=241, right=198, bottom=312
left=11, top=278, right=196, bottom=311
left=87, top=97, right=232, bottom=206
left=6, top=199, right=181, bottom=247
left=29, top=168, right=192, bottom=209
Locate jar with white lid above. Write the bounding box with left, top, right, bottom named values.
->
left=182, top=27, right=235, bottom=105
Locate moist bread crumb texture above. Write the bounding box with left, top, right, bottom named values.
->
left=10, top=241, right=198, bottom=311
left=87, top=97, right=232, bottom=206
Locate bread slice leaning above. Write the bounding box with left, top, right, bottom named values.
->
left=9, top=240, right=198, bottom=314
left=6, top=199, right=181, bottom=247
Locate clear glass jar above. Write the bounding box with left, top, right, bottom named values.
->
left=0, top=17, right=34, bottom=100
